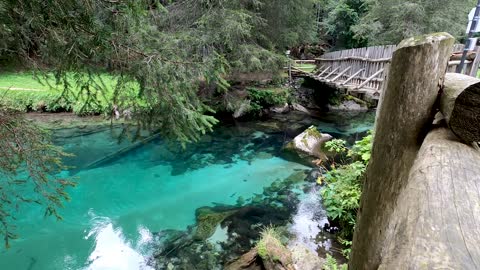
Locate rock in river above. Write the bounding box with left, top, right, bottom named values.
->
left=284, top=126, right=333, bottom=162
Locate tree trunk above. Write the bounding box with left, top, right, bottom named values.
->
left=379, top=126, right=480, bottom=269
left=441, top=73, right=480, bottom=143
left=349, top=33, right=455, bottom=270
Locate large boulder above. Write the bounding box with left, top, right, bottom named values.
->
left=284, top=126, right=333, bottom=161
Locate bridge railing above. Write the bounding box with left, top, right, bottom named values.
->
left=311, top=44, right=480, bottom=100
left=315, top=45, right=396, bottom=92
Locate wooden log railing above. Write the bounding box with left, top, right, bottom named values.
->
left=349, top=33, right=480, bottom=269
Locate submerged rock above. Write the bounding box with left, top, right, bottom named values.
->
left=306, top=168, right=326, bottom=183
left=225, top=248, right=262, bottom=270
left=226, top=235, right=295, bottom=270
left=194, top=207, right=238, bottom=240
left=328, top=100, right=368, bottom=112
left=283, top=126, right=333, bottom=163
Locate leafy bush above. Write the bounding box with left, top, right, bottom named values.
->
left=0, top=90, right=70, bottom=112
left=246, top=87, right=289, bottom=114
left=323, top=254, right=348, bottom=270
left=320, top=132, right=373, bottom=258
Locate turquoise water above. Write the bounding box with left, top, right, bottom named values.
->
left=0, top=112, right=375, bottom=270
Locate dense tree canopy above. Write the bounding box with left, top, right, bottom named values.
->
left=0, top=0, right=319, bottom=142
left=0, top=0, right=320, bottom=246
left=352, top=0, right=476, bottom=45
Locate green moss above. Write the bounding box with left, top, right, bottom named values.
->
left=255, top=226, right=292, bottom=265
left=193, top=207, right=237, bottom=240
left=305, top=126, right=322, bottom=139
left=257, top=239, right=269, bottom=259
left=284, top=171, right=307, bottom=185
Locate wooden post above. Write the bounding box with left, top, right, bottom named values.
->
left=469, top=46, right=480, bottom=77
left=349, top=33, right=455, bottom=270
left=440, top=73, right=480, bottom=143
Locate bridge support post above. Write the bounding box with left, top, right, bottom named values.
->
left=349, top=33, right=455, bottom=270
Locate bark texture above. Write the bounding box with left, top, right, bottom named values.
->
left=379, top=126, right=480, bottom=269
left=441, top=73, right=480, bottom=143
left=349, top=33, right=455, bottom=270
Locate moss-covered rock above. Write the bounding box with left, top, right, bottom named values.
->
left=283, top=126, right=333, bottom=163
left=193, top=207, right=238, bottom=240
left=225, top=227, right=295, bottom=270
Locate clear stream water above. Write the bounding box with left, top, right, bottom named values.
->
left=0, top=112, right=374, bottom=270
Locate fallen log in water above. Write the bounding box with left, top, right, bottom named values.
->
left=441, top=73, right=480, bottom=143
left=83, top=132, right=161, bottom=170
left=379, top=125, right=480, bottom=269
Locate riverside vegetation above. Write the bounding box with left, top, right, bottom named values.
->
left=0, top=0, right=476, bottom=269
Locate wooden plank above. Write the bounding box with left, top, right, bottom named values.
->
left=315, top=56, right=391, bottom=63
left=322, top=67, right=340, bottom=79
left=330, top=66, right=352, bottom=82
left=448, top=60, right=473, bottom=66
left=317, top=66, right=331, bottom=77
left=355, top=68, right=385, bottom=90
left=341, top=69, right=364, bottom=86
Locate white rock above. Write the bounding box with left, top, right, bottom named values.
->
left=328, top=100, right=368, bottom=112
left=271, top=103, right=290, bottom=114
left=289, top=126, right=333, bottom=159
left=292, top=103, right=310, bottom=114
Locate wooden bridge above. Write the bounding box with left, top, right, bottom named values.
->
left=292, top=44, right=480, bottom=102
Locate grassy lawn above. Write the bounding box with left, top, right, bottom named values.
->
left=0, top=71, right=138, bottom=114
left=0, top=72, right=48, bottom=90
left=293, top=62, right=317, bottom=73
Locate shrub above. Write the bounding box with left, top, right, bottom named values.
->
left=320, top=132, right=373, bottom=258
left=323, top=254, right=348, bottom=270
left=247, top=87, right=289, bottom=112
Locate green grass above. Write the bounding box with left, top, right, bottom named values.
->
left=293, top=63, right=316, bottom=73
left=0, top=72, right=48, bottom=90
left=0, top=71, right=139, bottom=115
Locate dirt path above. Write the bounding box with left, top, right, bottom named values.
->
left=0, top=87, right=45, bottom=91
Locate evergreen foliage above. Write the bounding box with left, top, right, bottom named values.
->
left=317, top=0, right=368, bottom=49
left=0, top=109, right=75, bottom=247
left=0, top=0, right=319, bottom=142
left=352, top=0, right=476, bottom=45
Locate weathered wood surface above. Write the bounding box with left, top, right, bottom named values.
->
left=349, top=33, right=455, bottom=270
left=447, top=44, right=480, bottom=76
left=303, top=44, right=480, bottom=102
left=379, top=126, right=480, bottom=269
left=315, top=45, right=396, bottom=91
left=441, top=73, right=480, bottom=143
